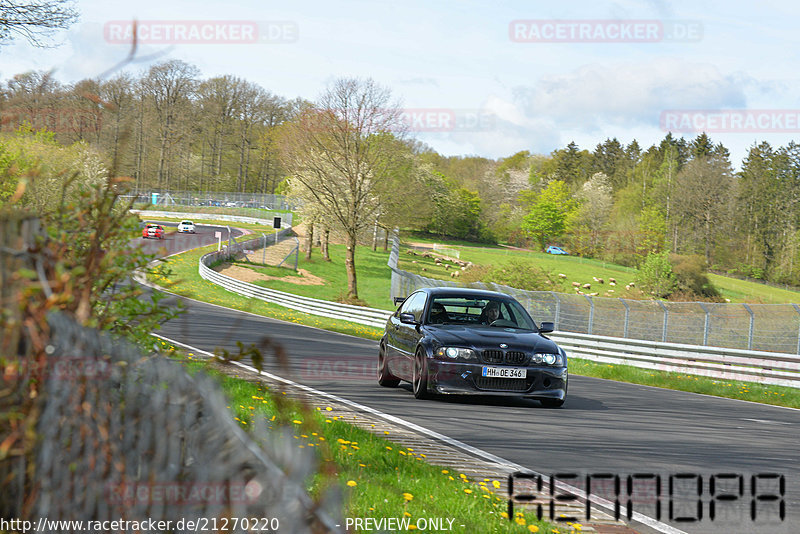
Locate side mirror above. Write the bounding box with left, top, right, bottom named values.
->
left=399, top=313, right=418, bottom=325
left=539, top=321, right=554, bottom=334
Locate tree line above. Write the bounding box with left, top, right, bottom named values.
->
left=1, top=61, right=305, bottom=195
left=4, top=63, right=800, bottom=295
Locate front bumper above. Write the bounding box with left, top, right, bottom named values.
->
left=426, top=359, right=567, bottom=399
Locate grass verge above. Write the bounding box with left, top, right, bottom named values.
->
left=569, top=358, right=799, bottom=409
left=173, top=354, right=564, bottom=533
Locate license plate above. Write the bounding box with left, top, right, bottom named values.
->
left=482, top=366, right=526, bottom=379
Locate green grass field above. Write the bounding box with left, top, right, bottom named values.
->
left=238, top=243, right=397, bottom=310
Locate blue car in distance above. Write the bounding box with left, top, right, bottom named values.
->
left=546, top=245, right=568, bottom=255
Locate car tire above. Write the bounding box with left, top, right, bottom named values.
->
left=412, top=349, right=429, bottom=399
left=377, top=343, right=400, bottom=388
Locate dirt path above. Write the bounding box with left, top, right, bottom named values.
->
left=214, top=263, right=325, bottom=286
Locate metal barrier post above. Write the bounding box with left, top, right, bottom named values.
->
left=743, top=304, right=754, bottom=350
left=699, top=303, right=710, bottom=346
left=658, top=301, right=668, bottom=342
left=584, top=295, right=594, bottom=335
left=550, top=292, right=561, bottom=331
left=620, top=298, right=630, bottom=338
left=262, top=233, right=267, bottom=265
left=793, top=304, right=800, bottom=354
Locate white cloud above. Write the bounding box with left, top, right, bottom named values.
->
left=512, top=58, right=749, bottom=131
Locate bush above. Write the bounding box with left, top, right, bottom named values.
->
left=636, top=252, right=677, bottom=298
left=670, top=254, right=719, bottom=298
left=460, top=259, right=556, bottom=291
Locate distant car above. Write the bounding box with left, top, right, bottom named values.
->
left=378, top=287, right=568, bottom=407
left=142, top=223, right=165, bottom=240
left=546, top=245, right=568, bottom=255
left=177, top=220, right=196, bottom=233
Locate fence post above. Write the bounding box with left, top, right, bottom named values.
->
left=226, top=225, right=232, bottom=253
left=584, top=295, right=594, bottom=335
left=657, top=301, right=668, bottom=342
left=620, top=298, right=630, bottom=338
left=550, top=292, right=561, bottom=331
left=262, top=233, right=267, bottom=265
left=743, top=304, right=754, bottom=350
left=793, top=304, right=800, bottom=355
left=699, top=303, right=710, bottom=346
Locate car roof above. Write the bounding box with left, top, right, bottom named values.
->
left=413, top=286, right=513, bottom=300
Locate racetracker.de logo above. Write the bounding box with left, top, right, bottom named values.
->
left=509, top=19, right=703, bottom=43
left=661, top=110, right=800, bottom=133
left=399, top=109, right=496, bottom=132
left=103, top=20, right=298, bottom=44
left=105, top=481, right=262, bottom=506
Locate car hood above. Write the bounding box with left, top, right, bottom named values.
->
left=425, top=325, right=560, bottom=353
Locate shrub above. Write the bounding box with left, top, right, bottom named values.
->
left=670, top=254, right=719, bottom=298
left=636, top=252, right=677, bottom=298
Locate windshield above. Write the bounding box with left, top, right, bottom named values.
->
left=426, top=296, right=536, bottom=330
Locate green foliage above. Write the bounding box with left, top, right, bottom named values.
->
left=2, top=131, right=181, bottom=347
left=520, top=180, right=577, bottom=249
left=460, top=259, right=556, bottom=291
left=424, top=171, right=493, bottom=242
left=670, top=254, right=719, bottom=298
left=636, top=251, right=676, bottom=298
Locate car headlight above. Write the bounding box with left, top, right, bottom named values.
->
left=531, top=353, right=563, bottom=366
left=435, top=347, right=477, bottom=361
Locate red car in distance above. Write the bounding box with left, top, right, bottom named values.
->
left=142, top=223, right=165, bottom=240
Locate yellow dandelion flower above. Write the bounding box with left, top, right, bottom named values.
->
left=528, top=526, right=539, bottom=533
left=403, top=512, right=411, bottom=517
left=441, top=470, right=449, bottom=474
left=515, top=516, right=526, bottom=526
left=403, top=492, right=413, bottom=501
left=346, top=480, right=357, bottom=487
left=464, top=489, right=472, bottom=494
left=492, top=480, right=501, bottom=489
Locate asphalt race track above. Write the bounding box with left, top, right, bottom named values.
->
left=153, top=232, right=800, bottom=534
left=136, top=221, right=244, bottom=256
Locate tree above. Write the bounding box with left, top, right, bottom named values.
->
left=521, top=180, right=577, bottom=249
left=279, top=77, right=406, bottom=300
left=566, top=172, right=612, bottom=255
left=141, top=60, right=199, bottom=190
left=672, top=153, right=735, bottom=264
left=0, top=0, right=78, bottom=47
left=636, top=252, right=677, bottom=298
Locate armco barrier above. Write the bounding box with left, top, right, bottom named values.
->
left=550, top=331, right=800, bottom=388
left=199, top=234, right=392, bottom=329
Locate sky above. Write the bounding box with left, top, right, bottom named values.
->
left=3, top=0, right=800, bottom=166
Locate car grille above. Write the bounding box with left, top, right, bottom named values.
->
left=474, top=377, right=530, bottom=391
left=506, top=351, right=527, bottom=365
left=482, top=350, right=504, bottom=364
left=481, top=350, right=528, bottom=365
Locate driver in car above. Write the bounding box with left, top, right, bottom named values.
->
left=480, top=301, right=500, bottom=325
left=429, top=302, right=449, bottom=324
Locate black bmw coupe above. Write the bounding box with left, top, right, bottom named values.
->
left=378, top=287, right=568, bottom=407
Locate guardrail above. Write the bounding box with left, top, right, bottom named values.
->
left=199, top=233, right=392, bottom=329
left=131, top=209, right=292, bottom=227
left=550, top=331, right=800, bottom=388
